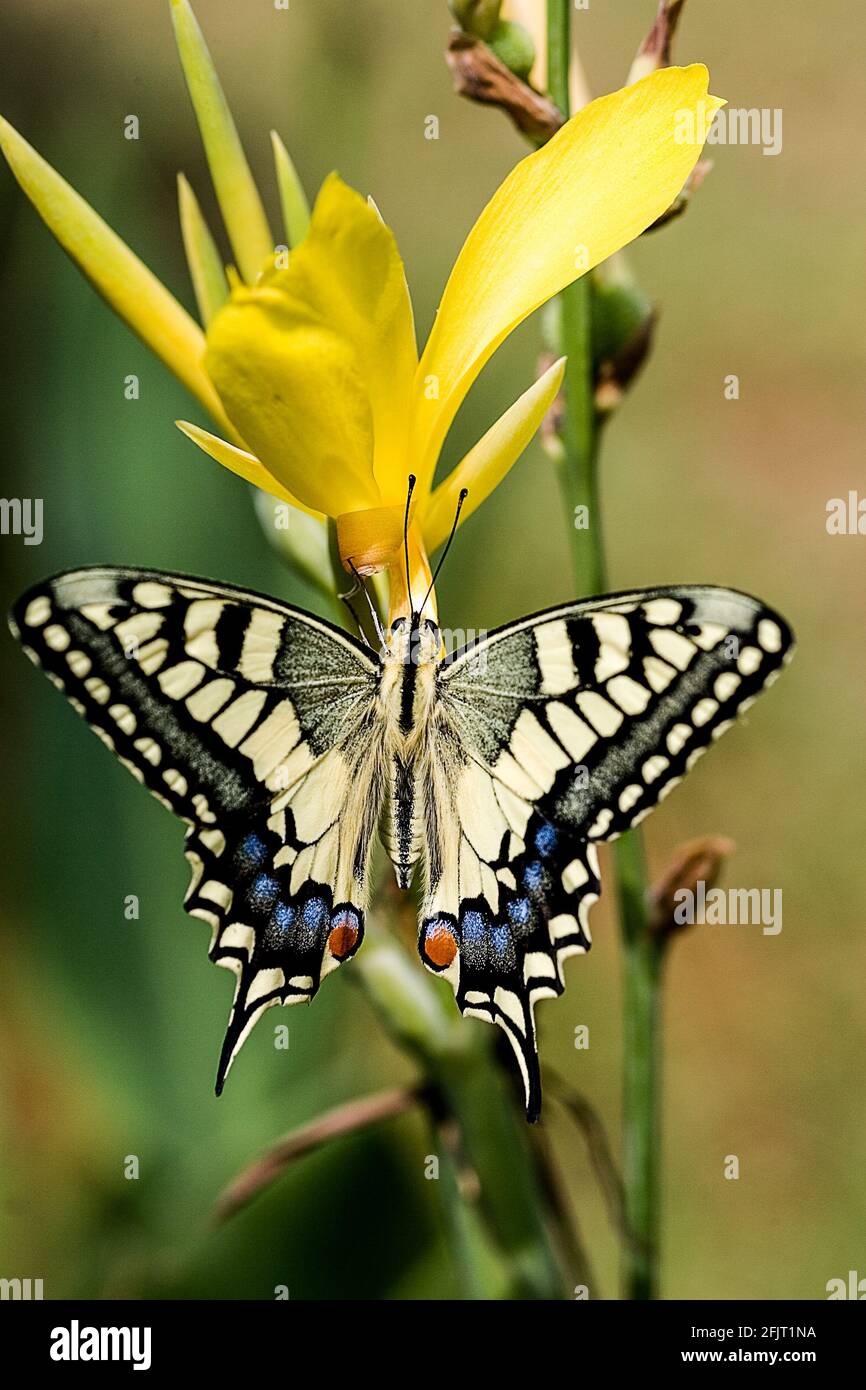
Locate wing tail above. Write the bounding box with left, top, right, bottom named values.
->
left=185, top=811, right=368, bottom=1093
left=420, top=829, right=599, bottom=1120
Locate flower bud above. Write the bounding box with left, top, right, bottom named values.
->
left=446, top=30, right=561, bottom=141
left=487, top=20, right=535, bottom=82
left=591, top=262, right=656, bottom=415
left=449, top=0, right=502, bottom=40
left=628, top=0, right=686, bottom=86
left=649, top=835, right=736, bottom=940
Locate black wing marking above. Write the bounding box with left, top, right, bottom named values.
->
left=422, top=586, right=794, bottom=1118
left=10, top=567, right=383, bottom=1090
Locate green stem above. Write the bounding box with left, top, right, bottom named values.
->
left=356, top=901, right=566, bottom=1299
left=546, top=0, right=571, bottom=118
left=617, top=833, right=665, bottom=1299
left=430, top=1114, right=492, bottom=1300
left=546, top=0, right=662, bottom=1301
left=558, top=287, right=603, bottom=596
left=547, top=2, right=602, bottom=598
left=438, top=1048, right=567, bottom=1299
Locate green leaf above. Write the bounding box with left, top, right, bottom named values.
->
left=170, top=0, right=273, bottom=283
left=177, top=174, right=229, bottom=327
left=254, top=491, right=334, bottom=598
left=0, top=114, right=228, bottom=429
left=270, top=131, right=311, bottom=249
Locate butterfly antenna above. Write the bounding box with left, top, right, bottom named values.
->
left=419, top=488, right=468, bottom=617
left=403, top=473, right=416, bottom=617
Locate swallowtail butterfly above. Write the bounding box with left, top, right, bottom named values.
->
left=10, top=568, right=793, bottom=1119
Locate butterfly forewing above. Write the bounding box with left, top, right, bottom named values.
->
left=10, top=567, right=383, bottom=1090
left=424, top=586, right=794, bottom=1118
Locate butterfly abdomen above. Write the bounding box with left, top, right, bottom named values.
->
left=377, top=641, right=438, bottom=889
left=379, top=755, right=423, bottom=889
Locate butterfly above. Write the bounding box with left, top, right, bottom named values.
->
left=9, top=566, right=793, bottom=1120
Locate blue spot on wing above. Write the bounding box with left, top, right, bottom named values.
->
left=534, top=823, right=557, bottom=857
left=302, top=896, right=329, bottom=931
left=523, top=860, right=545, bottom=891
left=296, top=895, right=329, bottom=951
left=490, top=925, right=510, bottom=956
left=248, top=873, right=280, bottom=912
left=236, top=832, right=269, bottom=871
left=507, top=896, right=531, bottom=927
left=269, top=900, right=296, bottom=932
left=491, top=924, right=517, bottom=971
left=462, top=910, right=485, bottom=944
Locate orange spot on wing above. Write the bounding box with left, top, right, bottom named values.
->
left=328, top=914, right=360, bottom=960
left=424, top=923, right=458, bottom=969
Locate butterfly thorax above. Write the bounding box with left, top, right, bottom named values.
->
left=378, top=616, right=441, bottom=888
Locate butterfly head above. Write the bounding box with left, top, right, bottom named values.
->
left=387, top=613, right=440, bottom=666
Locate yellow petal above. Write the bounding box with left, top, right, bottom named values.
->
left=423, top=357, right=565, bottom=554
left=177, top=174, right=229, bottom=327
left=271, top=130, right=311, bottom=248
left=176, top=421, right=322, bottom=518
left=205, top=173, right=418, bottom=516
left=205, top=288, right=378, bottom=517
left=170, top=0, right=273, bottom=284
left=0, top=115, right=229, bottom=431
left=271, top=173, right=417, bottom=501
left=335, top=505, right=406, bottom=575
left=412, top=65, right=723, bottom=492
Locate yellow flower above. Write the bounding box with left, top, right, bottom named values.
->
left=196, top=62, right=722, bottom=613
left=194, top=172, right=571, bottom=611
left=0, top=0, right=723, bottom=618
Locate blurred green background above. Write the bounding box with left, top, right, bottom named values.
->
left=0, top=0, right=863, bottom=1300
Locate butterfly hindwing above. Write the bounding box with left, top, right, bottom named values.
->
left=10, top=567, right=383, bottom=1089
left=187, top=727, right=384, bottom=1092
left=423, top=586, right=794, bottom=1118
